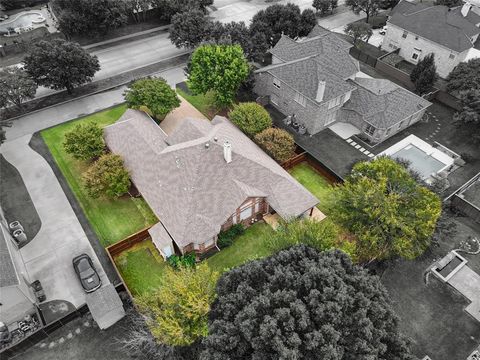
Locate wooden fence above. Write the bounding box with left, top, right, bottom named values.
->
left=282, top=152, right=342, bottom=184
left=281, top=152, right=307, bottom=170
left=106, top=226, right=152, bottom=257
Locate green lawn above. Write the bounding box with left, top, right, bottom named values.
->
left=114, top=239, right=167, bottom=296
left=206, top=223, right=274, bottom=273
left=41, top=105, right=158, bottom=247
left=288, top=162, right=333, bottom=214
left=176, top=87, right=219, bottom=119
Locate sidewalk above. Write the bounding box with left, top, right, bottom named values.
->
left=4, top=66, right=185, bottom=142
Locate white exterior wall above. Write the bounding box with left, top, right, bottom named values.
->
left=383, top=22, right=474, bottom=78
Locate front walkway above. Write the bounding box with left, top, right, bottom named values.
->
left=0, top=135, right=110, bottom=320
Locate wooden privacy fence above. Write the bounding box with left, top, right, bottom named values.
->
left=106, top=226, right=152, bottom=257
left=282, top=152, right=342, bottom=184
left=282, top=152, right=307, bottom=170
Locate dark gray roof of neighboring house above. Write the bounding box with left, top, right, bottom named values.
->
left=104, top=111, right=318, bottom=247
left=258, top=56, right=357, bottom=103
left=342, top=78, right=432, bottom=129
left=389, top=0, right=480, bottom=52
left=0, top=226, right=18, bottom=288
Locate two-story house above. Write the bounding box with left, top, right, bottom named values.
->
left=254, top=25, right=431, bottom=144
left=383, top=1, right=480, bottom=78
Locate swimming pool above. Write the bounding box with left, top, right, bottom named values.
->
left=376, top=134, right=455, bottom=180
left=0, top=11, right=45, bottom=33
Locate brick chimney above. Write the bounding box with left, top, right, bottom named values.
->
left=223, top=141, right=232, bottom=163
left=316, top=80, right=326, bottom=102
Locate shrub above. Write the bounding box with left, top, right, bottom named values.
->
left=229, top=102, right=272, bottom=137
left=167, top=253, right=197, bottom=269
left=63, top=122, right=105, bottom=161
left=217, top=224, right=245, bottom=249
left=254, top=127, right=295, bottom=162
left=83, top=153, right=131, bottom=198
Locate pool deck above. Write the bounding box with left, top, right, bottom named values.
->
left=448, top=265, right=480, bottom=322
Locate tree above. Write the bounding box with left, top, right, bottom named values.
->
left=250, top=4, right=316, bottom=48
left=124, top=78, right=180, bottom=120
left=0, top=67, right=37, bottom=109
left=454, top=89, right=480, bottom=142
left=169, top=9, right=211, bottom=49
left=188, top=44, right=249, bottom=106
left=0, top=120, right=11, bottom=145
left=23, top=39, right=100, bottom=94
left=83, top=153, right=131, bottom=198
left=228, top=102, right=272, bottom=137
left=299, top=9, right=317, bottom=37
left=344, top=22, right=373, bottom=45
left=313, top=0, right=337, bottom=15
left=345, top=0, right=381, bottom=23
left=52, top=0, right=128, bottom=37
left=63, top=122, right=105, bottom=161
left=435, top=0, right=462, bottom=7
left=447, top=58, right=480, bottom=94
left=410, top=53, right=438, bottom=95
left=379, top=0, right=399, bottom=9
left=136, top=264, right=218, bottom=346
left=254, top=127, right=295, bottom=162
left=202, top=246, right=413, bottom=359
left=328, top=157, right=441, bottom=262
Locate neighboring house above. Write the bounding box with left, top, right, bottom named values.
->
left=254, top=25, right=431, bottom=144
left=0, top=211, right=36, bottom=327
left=104, top=110, right=318, bottom=258
left=383, top=0, right=480, bottom=78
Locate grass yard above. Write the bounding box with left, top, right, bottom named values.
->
left=41, top=105, right=158, bottom=247
left=206, top=222, right=275, bottom=273
left=114, top=239, right=167, bottom=296
left=176, top=87, right=218, bottom=119
left=288, top=162, right=333, bottom=214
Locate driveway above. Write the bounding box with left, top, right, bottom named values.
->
left=0, top=135, right=109, bottom=321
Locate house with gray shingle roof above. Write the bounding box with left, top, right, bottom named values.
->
left=383, top=0, right=480, bottom=77
left=104, top=110, right=318, bottom=258
left=254, top=25, right=431, bottom=143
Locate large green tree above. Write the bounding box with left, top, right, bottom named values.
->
left=344, top=22, right=373, bottom=46
left=136, top=264, right=218, bottom=346
left=52, top=0, right=128, bottom=37
left=188, top=44, right=249, bottom=106
left=410, top=53, right=438, bottom=95
left=328, top=157, right=441, bottom=262
left=345, top=0, right=381, bottom=23
left=202, top=246, right=413, bottom=359
left=0, top=67, right=37, bottom=109
left=124, top=78, right=180, bottom=120
left=63, top=122, right=105, bottom=161
left=447, top=58, right=480, bottom=94
left=83, top=153, right=131, bottom=198
left=23, top=39, right=100, bottom=94
left=454, top=89, right=480, bottom=142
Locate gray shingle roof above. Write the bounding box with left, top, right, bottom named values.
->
left=104, top=112, right=318, bottom=247
left=389, top=1, right=480, bottom=52
left=342, top=78, right=432, bottom=129
left=260, top=56, right=357, bottom=103
left=0, top=227, right=18, bottom=288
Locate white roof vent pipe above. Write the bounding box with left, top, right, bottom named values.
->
left=223, top=141, right=232, bottom=164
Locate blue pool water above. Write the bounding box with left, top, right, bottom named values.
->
left=391, top=144, right=446, bottom=179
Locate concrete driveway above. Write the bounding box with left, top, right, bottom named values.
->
left=0, top=135, right=108, bottom=312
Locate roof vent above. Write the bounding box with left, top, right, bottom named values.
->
left=316, top=80, right=326, bottom=102
left=213, top=136, right=218, bottom=142
left=205, top=142, right=210, bottom=149
left=223, top=141, right=232, bottom=164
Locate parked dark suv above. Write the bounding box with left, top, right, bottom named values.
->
left=72, top=254, right=101, bottom=293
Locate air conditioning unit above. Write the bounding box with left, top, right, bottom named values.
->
left=12, top=229, right=28, bottom=246
left=9, top=221, right=23, bottom=232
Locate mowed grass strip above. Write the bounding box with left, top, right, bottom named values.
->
left=41, top=105, right=158, bottom=247
left=176, top=87, right=218, bottom=119
left=288, top=162, right=333, bottom=214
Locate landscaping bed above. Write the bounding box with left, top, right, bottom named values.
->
left=41, top=105, right=158, bottom=247
left=288, top=162, right=333, bottom=214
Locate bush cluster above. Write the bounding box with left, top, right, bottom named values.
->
left=167, top=253, right=197, bottom=269
left=217, top=224, right=245, bottom=249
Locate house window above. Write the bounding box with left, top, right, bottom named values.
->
left=294, top=92, right=307, bottom=107
left=365, top=124, right=376, bottom=136
left=449, top=54, right=455, bottom=60
left=273, top=78, right=281, bottom=89
left=411, top=48, right=421, bottom=61
left=412, top=52, right=419, bottom=60
left=328, top=96, right=342, bottom=109
left=240, top=205, right=253, bottom=221
left=402, top=31, right=408, bottom=39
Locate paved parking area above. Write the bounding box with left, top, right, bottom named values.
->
left=0, top=135, right=109, bottom=317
